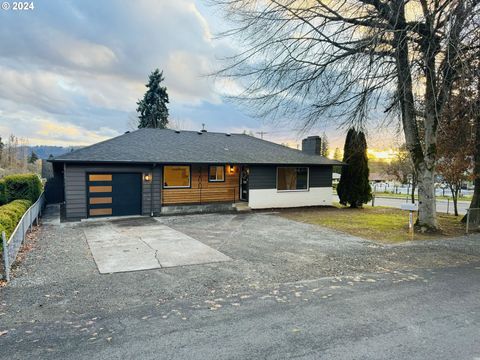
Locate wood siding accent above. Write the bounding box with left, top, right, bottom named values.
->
left=64, top=164, right=162, bottom=219
left=89, top=174, right=112, bottom=181
left=89, top=208, right=113, bottom=216
left=89, top=197, right=112, bottom=204
left=89, top=185, right=112, bottom=193
left=162, top=165, right=240, bottom=205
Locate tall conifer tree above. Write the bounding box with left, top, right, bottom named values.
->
left=337, top=128, right=372, bottom=208
left=137, top=69, right=169, bottom=129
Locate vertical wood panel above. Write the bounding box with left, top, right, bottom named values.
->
left=162, top=165, right=240, bottom=205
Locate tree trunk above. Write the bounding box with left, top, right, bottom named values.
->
left=416, top=163, right=438, bottom=229
left=450, top=185, right=459, bottom=217
left=454, top=196, right=458, bottom=217
left=463, top=105, right=480, bottom=223
left=392, top=3, right=437, bottom=230
left=411, top=182, right=416, bottom=204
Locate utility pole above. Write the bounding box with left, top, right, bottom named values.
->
left=256, top=131, right=267, bottom=139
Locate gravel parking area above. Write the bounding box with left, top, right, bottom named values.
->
left=4, top=207, right=480, bottom=303
left=1, top=206, right=480, bottom=359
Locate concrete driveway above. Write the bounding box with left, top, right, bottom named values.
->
left=82, top=217, right=230, bottom=273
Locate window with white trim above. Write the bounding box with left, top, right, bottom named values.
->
left=208, top=165, right=225, bottom=182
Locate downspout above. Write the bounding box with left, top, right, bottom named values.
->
left=63, top=163, right=67, bottom=206
left=150, top=164, right=155, bottom=217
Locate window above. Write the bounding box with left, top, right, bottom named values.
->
left=89, top=186, right=112, bottom=193
left=277, top=167, right=309, bottom=191
left=209, top=166, right=225, bottom=182
left=89, top=174, right=112, bottom=181
left=164, top=166, right=190, bottom=188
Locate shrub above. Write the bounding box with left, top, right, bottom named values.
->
left=0, top=180, right=6, bottom=205
left=0, top=200, right=32, bottom=249
left=3, top=174, right=42, bottom=203
left=0, top=199, right=32, bottom=241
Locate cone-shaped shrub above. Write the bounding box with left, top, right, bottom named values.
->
left=337, top=128, right=372, bottom=208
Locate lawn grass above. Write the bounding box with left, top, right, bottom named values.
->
left=279, top=204, right=466, bottom=243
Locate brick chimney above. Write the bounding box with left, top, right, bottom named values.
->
left=302, top=136, right=321, bottom=155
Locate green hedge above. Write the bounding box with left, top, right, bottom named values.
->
left=0, top=180, right=6, bottom=205
left=0, top=199, right=32, bottom=241
left=3, top=174, right=42, bottom=203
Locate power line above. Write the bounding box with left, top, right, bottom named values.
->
left=256, top=131, right=268, bottom=139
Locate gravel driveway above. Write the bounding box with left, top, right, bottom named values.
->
left=1, top=206, right=480, bottom=359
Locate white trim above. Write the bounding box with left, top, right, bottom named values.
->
left=208, top=165, right=225, bottom=182
left=249, top=187, right=331, bottom=209
left=276, top=166, right=309, bottom=191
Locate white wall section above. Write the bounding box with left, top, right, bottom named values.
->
left=248, top=187, right=332, bottom=209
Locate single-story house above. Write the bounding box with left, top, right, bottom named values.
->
left=49, top=128, right=342, bottom=220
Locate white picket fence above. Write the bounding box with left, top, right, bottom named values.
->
left=1, top=192, right=45, bottom=281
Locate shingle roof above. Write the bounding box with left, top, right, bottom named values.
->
left=51, top=128, right=341, bottom=166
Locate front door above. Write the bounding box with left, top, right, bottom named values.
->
left=240, top=166, right=249, bottom=201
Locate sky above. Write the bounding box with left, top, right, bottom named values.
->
left=0, top=0, right=397, bottom=152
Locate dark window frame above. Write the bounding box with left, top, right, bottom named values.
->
left=163, top=165, right=192, bottom=189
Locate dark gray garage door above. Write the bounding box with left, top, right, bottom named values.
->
left=87, top=173, right=142, bottom=217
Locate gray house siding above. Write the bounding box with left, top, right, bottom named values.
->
left=249, top=166, right=276, bottom=189
left=309, top=166, right=333, bottom=187
left=64, top=164, right=162, bottom=219
left=249, top=165, right=333, bottom=190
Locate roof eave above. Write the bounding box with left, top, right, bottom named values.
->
left=49, top=159, right=340, bottom=166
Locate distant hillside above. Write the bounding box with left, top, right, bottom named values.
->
left=22, top=146, right=82, bottom=159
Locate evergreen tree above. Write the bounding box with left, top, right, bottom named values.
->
left=136, top=69, right=169, bottom=129
left=320, top=132, right=329, bottom=157
left=28, top=151, right=39, bottom=164
left=337, top=128, right=372, bottom=208
left=0, top=136, right=4, bottom=163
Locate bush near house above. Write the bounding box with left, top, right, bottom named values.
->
left=3, top=174, right=42, bottom=203
left=0, top=180, right=6, bottom=205
left=0, top=200, right=32, bottom=251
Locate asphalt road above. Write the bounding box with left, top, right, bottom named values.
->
left=335, top=195, right=470, bottom=215
left=2, top=265, right=480, bottom=360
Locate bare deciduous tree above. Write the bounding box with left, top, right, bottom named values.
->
left=384, top=144, right=418, bottom=203
left=213, top=0, right=480, bottom=230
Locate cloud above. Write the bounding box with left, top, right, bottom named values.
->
left=34, top=118, right=119, bottom=145
left=0, top=66, right=74, bottom=114
left=165, top=51, right=220, bottom=105
left=0, top=0, right=231, bottom=145
left=55, top=37, right=118, bottom=70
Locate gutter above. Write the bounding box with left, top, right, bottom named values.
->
left=48, top=159, right=344, bottom=166
left=150, top=163, right=155, bottom=217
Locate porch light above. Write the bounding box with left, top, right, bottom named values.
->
left=144, top=174, right=151, bottom=182
left=228, top=165, right=235, bottom=174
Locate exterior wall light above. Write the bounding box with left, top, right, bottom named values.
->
left=228, top=165, right=235, bottom=174
left=144, top=174, right=151, bottom=182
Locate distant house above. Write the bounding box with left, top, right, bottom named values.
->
left=369, top=172, right=395, bottom=183
left=49, top=129, right=341, bottom=220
